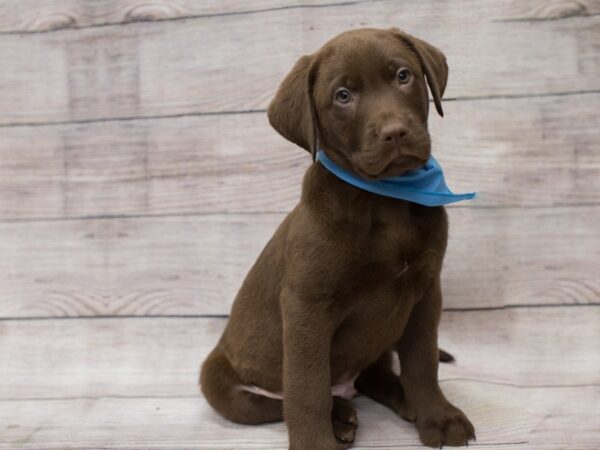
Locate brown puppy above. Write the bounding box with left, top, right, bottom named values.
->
left=200, top=28, right=475, bottom=449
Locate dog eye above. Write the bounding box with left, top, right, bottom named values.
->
left=334, top=88, right=352, bottom=104
left=396, top=68, right=411, bottom=84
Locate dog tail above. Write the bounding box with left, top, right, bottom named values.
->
left=438, top=348, right=455, bottom=363
left=200, top=346, right=283, bottom=424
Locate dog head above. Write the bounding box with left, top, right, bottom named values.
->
left=268, top=28, right=448, bottom=179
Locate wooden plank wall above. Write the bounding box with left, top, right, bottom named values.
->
left=0, top=0, right=598, bottom=317
left=0, top=0, right=599, bottom=449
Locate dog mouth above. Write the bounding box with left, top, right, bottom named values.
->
left=357, top=154, right=428, bottom=179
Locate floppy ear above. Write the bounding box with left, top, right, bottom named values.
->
left=268, top=55, right=319, bottom=160
left=389, top=28, right=448, bottom=117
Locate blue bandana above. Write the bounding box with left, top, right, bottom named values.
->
left=316, top=150, right=476, bottom=207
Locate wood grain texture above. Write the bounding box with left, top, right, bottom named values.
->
left=0, top=0, right=356, bottom=33
left=0, top=1, right=598, bottom=125
left=0, top=207, right=597, bottom=318
left=1, top=93, right=598, bottom=221
left=0, top=308, right=597, bottom=400
left=1, top=384, right=598, bottom=449
left=499, top=0, right=600, bottom=21
left=0, top=309, right=598, bottom=448
left=1, top=0, right=598, bottom=33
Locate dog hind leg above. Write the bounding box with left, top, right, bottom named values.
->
left=200, top=346, right=283, bottom=424
left=354, top=350, right=417, bottom=422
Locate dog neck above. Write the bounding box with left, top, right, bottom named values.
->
left=301, top=163, right=450, bottom=253
left=302, top=161, right=414, bottom=228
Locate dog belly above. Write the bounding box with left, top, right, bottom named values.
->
left=239, top=374, right=358, bottom=401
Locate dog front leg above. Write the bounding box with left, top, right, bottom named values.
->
left=397, top=277, right=475, bottom=448
left=281, top=286, right=343, bottom=450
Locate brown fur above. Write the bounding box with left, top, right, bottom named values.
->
left=200, top=28, right=475, bottom=449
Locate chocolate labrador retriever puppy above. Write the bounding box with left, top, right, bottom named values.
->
left=201, top=28, right=475, bottom=449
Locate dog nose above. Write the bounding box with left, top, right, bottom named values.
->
left=380, top=123, right=408, bottom=144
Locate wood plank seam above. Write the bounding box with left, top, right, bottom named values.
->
left=1, top=380, right=597, bottom=403
left=1, top=90, right=598, bottom=129
left=0, top=303, right=597, bottom=322
left=1, top=202, right=600, bottom=225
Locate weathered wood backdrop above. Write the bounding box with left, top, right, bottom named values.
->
left=0, top=0, right=598, bottom=449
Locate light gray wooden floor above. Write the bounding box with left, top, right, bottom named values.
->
left=0, top=0, right=599, bottom=449
left=1, top=308, right=599, bottom=449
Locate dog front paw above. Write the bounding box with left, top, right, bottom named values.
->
left=416, top=404, right=475, bottom=448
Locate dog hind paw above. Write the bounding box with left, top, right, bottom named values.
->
left=332, top=396, right=358, bottom=446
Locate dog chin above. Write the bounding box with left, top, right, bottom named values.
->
left=358, top=156, right=428, bottom=179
